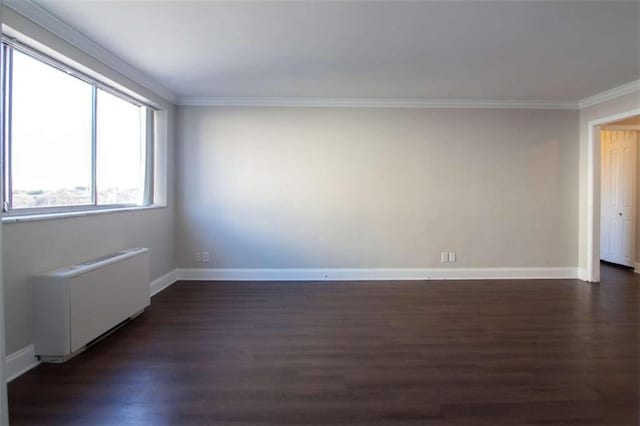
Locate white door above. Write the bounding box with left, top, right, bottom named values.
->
left=600, top=130, right=638, bottom=266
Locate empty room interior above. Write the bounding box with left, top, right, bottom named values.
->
left=0, top=0, right=637, bottom=425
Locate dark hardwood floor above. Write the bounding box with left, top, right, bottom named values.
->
left=8, top=264, right=639, bottom=425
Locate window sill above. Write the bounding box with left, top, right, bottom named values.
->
left=1, top=205, right=166, bottom=224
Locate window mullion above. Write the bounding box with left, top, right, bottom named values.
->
left=143, top=109, right=154, bottom=206
left=91, top=85, right=97, bottom=206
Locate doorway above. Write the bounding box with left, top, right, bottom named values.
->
left=599, top=120, right=638, bottom=269
left=585, top=108, right=640, bottom=283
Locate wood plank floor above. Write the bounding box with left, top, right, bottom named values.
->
left=8, top=264, right=639, bottom=425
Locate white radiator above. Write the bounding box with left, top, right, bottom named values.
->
left=33, top=248, right=150, bottom=362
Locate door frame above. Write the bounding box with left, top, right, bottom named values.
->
left=586, top=108, right=640, bottom=282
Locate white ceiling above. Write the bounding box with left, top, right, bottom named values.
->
left=29, top=1, right=640, bottom=102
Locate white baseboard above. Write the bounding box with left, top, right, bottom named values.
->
left=635, top=263, right=640, bottom=274
left=176, top=267, right=579, bottom=281
left=6, top=344, right=39, bottom=382
left=578, top=268, right=593, bottom=282
left=150, top=269, right=178, bottom=296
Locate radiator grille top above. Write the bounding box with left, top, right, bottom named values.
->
left=42, top=248, right=148, bottom=278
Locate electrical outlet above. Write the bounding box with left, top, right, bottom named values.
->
left=441, top=252, right=449, bottom=263
left=448, top=252, right=456, bottom=262
left=195, top=251, right=201, bottom=262
left=202, top=251, right=210, bottom=262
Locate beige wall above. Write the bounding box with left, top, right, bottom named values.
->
left=3, top=207, right=176, bottom=354
left=1, top=8, right=177, bottom=355
left=176, top=106, right=579, bottom=269
left=578, top=92, right=640, bottom=275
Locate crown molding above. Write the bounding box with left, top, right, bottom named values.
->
left=578, top=79, right=640, bottom=110
left=4, top=0, right=177, bottom=104
left=178, top=96, right=578, bottom=110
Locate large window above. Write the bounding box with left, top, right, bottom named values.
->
left=2, top=41, right=154, bottom=215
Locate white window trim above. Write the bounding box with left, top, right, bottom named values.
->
left=1, top=204, right=166, bottom=224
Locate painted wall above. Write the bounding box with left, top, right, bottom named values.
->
left=578, top=91, right=640, bottom=276
left=3, top=206, right=176, bottom=355
left=1, top=7, right=177, bottom=355
left=177, top=106, right=579, bottom=270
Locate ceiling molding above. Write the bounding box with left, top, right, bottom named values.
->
left=178, top=97, right=579, bottom=110
left=578, top=79, right=640, bottom=110
left=4, top=0, right=178, bottom=104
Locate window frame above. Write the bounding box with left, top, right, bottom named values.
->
left=0, top=38, right=156, bottom=217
